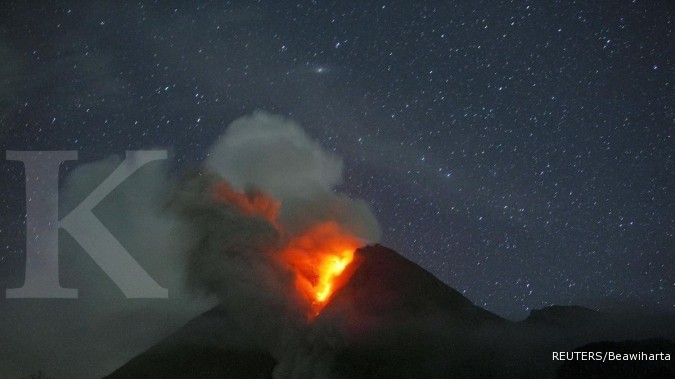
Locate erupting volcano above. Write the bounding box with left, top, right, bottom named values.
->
left=211, top=180, right=362, bottom=317
left=71, top=111, right=672, bottom=379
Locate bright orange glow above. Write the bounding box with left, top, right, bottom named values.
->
left=280, top=222, right=361, bottom=317
left=210, top=180, right=361, bottom=318
left=314, top=249, right=353, bottom=302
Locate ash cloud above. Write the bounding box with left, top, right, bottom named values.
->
left=0, top=155, right=215, bottom=379
left=169, top=111, right=382, bottom=377
left=206, top=111, right=343, bottom=199
left=172, top=110, right=381, bottom=306
left=1, top=111, right=381, bottom=378
left=205, top=111, right=381, bottom=243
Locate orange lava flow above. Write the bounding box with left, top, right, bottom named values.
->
left=210, top=181, right=360, bottom=318
left=280, top=222, right=361, bottom=317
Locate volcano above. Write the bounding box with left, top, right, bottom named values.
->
left=104, top=245, right=675, bottom=379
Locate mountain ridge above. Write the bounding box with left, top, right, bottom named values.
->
left=105, top=244, right=675, bottom=379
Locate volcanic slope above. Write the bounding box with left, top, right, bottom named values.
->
left=105, top=245, right=508, bottom=378
left=105, top=245, right=675, bottom=379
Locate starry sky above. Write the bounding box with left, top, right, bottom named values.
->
left=0, top=0, right=673, bottom=321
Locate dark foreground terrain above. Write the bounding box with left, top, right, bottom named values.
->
left=106, top=245, right=675, bottom=378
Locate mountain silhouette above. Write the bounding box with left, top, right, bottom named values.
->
left=105, top=245, right=675, bottom=379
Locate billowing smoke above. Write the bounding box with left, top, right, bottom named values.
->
left=205, top=111, right=380, bottom=241
left=6, top=111, right=380, bottom=379
left=168, top=111, right=381, bottom=378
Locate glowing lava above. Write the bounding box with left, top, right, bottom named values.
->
left=211, top=181, right=361, bottom=318
left=314, top=249, right=353, bottom=302
left=280, top=222, right=361, bottom=317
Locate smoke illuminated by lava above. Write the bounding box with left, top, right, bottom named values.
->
left=212, top=181, right=280, bottom=222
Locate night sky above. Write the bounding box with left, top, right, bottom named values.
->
left=1, top=0, right=673, bottom=324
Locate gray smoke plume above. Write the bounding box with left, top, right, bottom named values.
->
left=5, top=111, right=380, bottom=379
left=206, top=110, right=381, bottom=242
left=169, top=111, right=382, bottom=378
